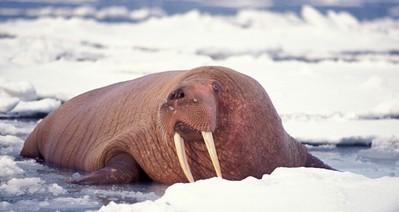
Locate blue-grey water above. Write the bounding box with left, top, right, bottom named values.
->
left=0, top=0, right=398, bottom=22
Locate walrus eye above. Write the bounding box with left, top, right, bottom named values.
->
left=169, top=88, right=185, bottom=100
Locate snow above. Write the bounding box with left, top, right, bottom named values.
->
left=0, top=4, right=399, bottom=212
left=0, top=176, right=64, bottom=197
left=100, top=168, right=399, bottom=212
left=47, top=183, right=66, bottom=196
left=0, top=135, right=24, bottom=155
left=0, top=120, right=36, bottom=136
left=284, top=119, right=399, bottom=148
left=192, top=0, right=274, bottom=8
left=0, top=79, right=37, bottom=113
left=0, top=78, right=61, bottom=115
left=0, top=79, right=38, bottom=101
left=0, top=156, right=24, bottom=177
left=0, top=177, right=46, bottom=196
left=1, top=7, right=398, bottom=110
left=0, top=7, right=398, bottom=143
left=0, top=6, right=165, bottom=21
left=9, top=98, right=61, bottom=115
left=0, top=196, right=99, bottom=212
left=82, top=188, right=160, bottom=203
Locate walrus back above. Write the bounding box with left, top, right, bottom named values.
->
left=20, top=122, right=42, bottom=159
left=20, top=71, right=184, bottom=171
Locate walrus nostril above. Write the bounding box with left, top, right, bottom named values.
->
left=169, top=88, right=185, bottom=100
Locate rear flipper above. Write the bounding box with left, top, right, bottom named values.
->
left=305, top=153, right=337, bottom=171
left=70, top=153, right=143, bottom=185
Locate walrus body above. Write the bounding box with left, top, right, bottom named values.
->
left=21, top=66, right=332, bottom=184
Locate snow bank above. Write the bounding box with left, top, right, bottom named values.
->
left=100, top=168, right=399, bottom=212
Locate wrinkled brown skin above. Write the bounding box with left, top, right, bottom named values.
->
left=20, top=66, right=333, bottom=185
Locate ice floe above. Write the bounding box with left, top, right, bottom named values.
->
left=100, top=168, right=399, bottom=212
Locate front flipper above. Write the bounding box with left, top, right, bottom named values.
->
left=305, top=153, right=337, bottom=171
left=70, top=153, right=141, bottom=185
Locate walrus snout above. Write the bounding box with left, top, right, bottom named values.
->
left=160, top=80, right=219, bottom=134
left=159, top=79, right=223, bottom=182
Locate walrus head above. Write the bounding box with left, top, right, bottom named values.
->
left=160, top=75, right=223, bottom=182
left=159, top=66, right=285, bottom=183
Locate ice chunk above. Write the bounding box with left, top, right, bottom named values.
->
left=0, top=178, right=45, bottom=196
left=0, top=196, right=99, bottom=211
left=43, top=196, right=98, bottom=210
left=82, top=188, right=159, bottom=203
left=0, top=135, right=24, bottom=156
left=0, top=79, right=38, bottom=101
left=100, top=168, right=399, bottom=212
left=0, top=156, right=24, bottom=177
left=0, top=96, right=19, bottom=113
left=10, top=98, right=61, bottom=115
left=0, top=177, right=68, bottom=197
left=0, top=202, right=12, bottom=211
left=48, top=183, right=66, bottom=196
left=0, top=120, right=36, bottom=136
left=0, top=78, right=59, bottom=115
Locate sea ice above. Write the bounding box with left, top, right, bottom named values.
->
left=0, top=177, right=67, bottom=197
left=100, top=168, right=399, bottom=212
left=9, top=98, right=61, bottom=116
left=0, top=177, right=45, bottom=196
left=0, top=155, right=23, bottom=178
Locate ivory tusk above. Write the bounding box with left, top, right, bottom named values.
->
left=173, top=132, right=195, bottom=183
left=201, top=131, right=223, bottom=178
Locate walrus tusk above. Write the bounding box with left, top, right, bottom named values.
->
left=201, top=131, right=223, bottom=178
left=173, top=132, right=194, bottom=183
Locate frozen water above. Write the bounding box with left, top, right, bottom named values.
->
left=0, top=3, right=398, bottom=212
left=100, top=168, right=399, bottom=212
left=9, top=98, right=61, bottom=116
left=0, top=156, right=23, bottom=177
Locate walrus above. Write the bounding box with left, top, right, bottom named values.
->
left=20, top=66, right=333, bottom=184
